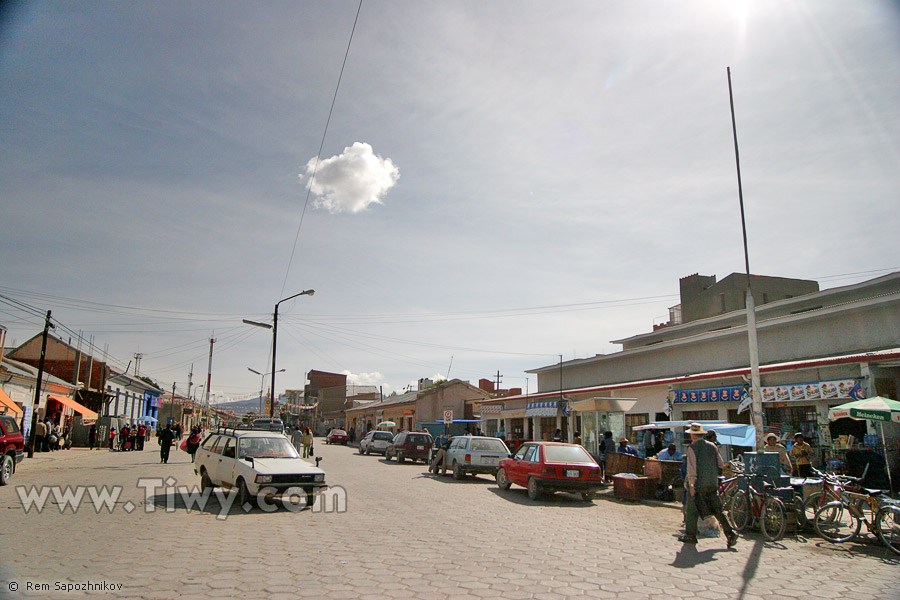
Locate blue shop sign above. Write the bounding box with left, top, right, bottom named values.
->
left=673, top=386, right=745, bottom=404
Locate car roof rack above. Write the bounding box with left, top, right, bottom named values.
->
left=215, top=424, right=285, bottom=436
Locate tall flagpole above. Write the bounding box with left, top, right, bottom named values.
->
left=728, top=67, right=764, bottom=450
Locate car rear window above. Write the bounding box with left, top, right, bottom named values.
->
left=1, top=417, right=20, bottom=434
left=407, top=434, right=431, bottom=444
left=374, top=432, right=393, bottom=441
left=469, top=438, right=507, bottom=452
left=543, top=445, right=596, bottom=464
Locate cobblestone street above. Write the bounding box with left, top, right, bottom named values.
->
left=1, top=441, right=898, bottom=599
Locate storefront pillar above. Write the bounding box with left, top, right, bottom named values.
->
left=523, top=417, right=530, bottom=440
left=533, top=418, right=542, bottom=441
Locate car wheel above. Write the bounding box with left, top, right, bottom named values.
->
left=359, top=445, right=365, bottom=454
left=237, top=478, right=254, bottom=509
left=453, top=461, right=463, bottom=480
left=0, top=454, right=13, bottom=486
left=366, top=447, right=372, bottom=455
left=386, top=450, right=393, bottom=461
left=527, top=477, right=542, bottom=500
left=200, top=468, right=213, bottom=492
left=398, top=454, right=405, bottom=463
left=496, top=468, right=511, bottom=490
left=581, top=491, right=596, bottom=502
left=306, top=490, right=316, bottom=509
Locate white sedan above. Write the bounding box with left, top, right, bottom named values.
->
left=445, top=436, right=511, bottom=479
left=358, top=430, right=394, bottom=455
left=195, top=428, right=326, bottom=507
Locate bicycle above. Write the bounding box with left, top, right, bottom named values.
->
left=802, top=468, right=864, bottom=530
left=729, top=480, right=787, bottom=541
left=814, top=488, right=900, bottom=555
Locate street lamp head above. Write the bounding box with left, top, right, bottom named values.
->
left=301, top=289, right=315, bottom=296
left=243, top=319, right=272, bottom=330
left=247, top=367, right=262, bottom=375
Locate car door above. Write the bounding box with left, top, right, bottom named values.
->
left=203, top=436, right=225, bottom=484
left=506, top=443, right=532, bottom=486
left=523, top=444, right=543, bottom=482
left=447, top=436, right=466, bottom=466
left=219, top=437, right=238, bottom=488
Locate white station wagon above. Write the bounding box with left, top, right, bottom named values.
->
left=194, top=427, right=326, bottom=508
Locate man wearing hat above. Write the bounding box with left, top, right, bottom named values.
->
left=763, top=433, right=792, bottom=474
left=616, top=436, right=638, bottom=457
left=681, top=423, right=738, bottom=547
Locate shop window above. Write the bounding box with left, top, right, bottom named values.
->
left=682, top=410, right=719, bottom=422
left=727, top=409, right=751, bottom=425
left=764, top=405, right=818, bottom=440
left=624, top=413, right=649, bottom=443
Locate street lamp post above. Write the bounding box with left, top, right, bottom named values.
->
left=243, top=289, right=315, bottom=421
left=248, top=367, right=285, bottom=416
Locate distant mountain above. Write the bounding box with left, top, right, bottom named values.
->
left=213, top=397, right=266, bottom=415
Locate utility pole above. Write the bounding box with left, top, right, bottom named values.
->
left=27, top=311, right=53, bottom=458
left=186, top=364, right=193, bottom=407
left=205, top=337, right=215, bottom=410
left=494, top=370, right=503, bottom=395
left=133, top=353, right=143, bottom=377
left=728, top=67, right=764, bottom=450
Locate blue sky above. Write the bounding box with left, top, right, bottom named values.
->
left=2, top=1, right=898, bottom=400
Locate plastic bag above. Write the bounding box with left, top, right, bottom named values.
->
left=180, top=439, right=188, bottom=451
left=698, top=516, right=721, bottom=538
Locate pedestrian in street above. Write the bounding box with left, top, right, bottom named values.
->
left=33, top=419, right=46, bottom=453
left=109, top=427, right=117, bottom=451
left=290, top=427, right=303, bottom=451
left=186, top=427, right=202, bottom=461
left=430, top=433, right=451, bottom=475
left=158, top=424, right=175, bottom=464
left=763, top=433, right=792, bottom=474
left=656, top=443, right=682, bottom=461
left=497, top=424, right=506, bottom=440
left=599, top=431, right=616, bottom=478
left=137, top=424, right=147, bottom=451
left=553, top=428, right=563, bottom=442
left=680, top=423, right=738, bottom=547
left=89, top=424, right=97, bottom=450
left=302, top=427, right=314, bottom=459
left=790, top=433, right=813, bottom=478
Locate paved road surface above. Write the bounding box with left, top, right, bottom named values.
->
left=1, top=440, right=898, bottom=599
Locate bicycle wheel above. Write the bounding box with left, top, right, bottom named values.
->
left=814, top=501, right=861, bottom=543
left=729, top=490, right=751, bottom=533
left=803, top=491, right=825, bottom=528
left=761, top=496, right=786, bottom=541
left=791, top=495, right=808, bottom=531
left=875, top=504, right=900, bottom=556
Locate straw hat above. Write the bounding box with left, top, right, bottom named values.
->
left=765, top=433, right=779, bottom=442
left=619, top=437, right=629, bottom=443
left=686, top=423, right=707, bottom=435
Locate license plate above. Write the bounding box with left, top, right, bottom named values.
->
left=416, top=445, right=424, bottom=450
left=566, top=469, right=580, bottom=478
left=481, top=456, right=499, bottom=465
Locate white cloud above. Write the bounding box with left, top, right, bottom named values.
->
left=343, top=370, right=384, bottom=387
left=300, top=142, right=399, bottom=214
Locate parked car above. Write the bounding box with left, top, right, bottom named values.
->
left=496, top=441, right=604, bottom=502
left=0, top=413, right=25, bottom=486
left=251, top=418, right=285, bottom=434
left=325, top=429, right=349, bottom=445
left=445, top=436, right=511, bottom=479
left=385, top=431, right=433, bottom=463
left=359, top=430, right=394, bottom=455
left=194, top=427, right=326, bottom=507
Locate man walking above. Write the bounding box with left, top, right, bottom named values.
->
left=158, top=424, right=175, bottom=464
left=680, top=423, right=738, bottom=547
left=88, top=424, right=97, bottom=450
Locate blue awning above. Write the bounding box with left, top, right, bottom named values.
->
left=526, top=400, right=559, bottom=417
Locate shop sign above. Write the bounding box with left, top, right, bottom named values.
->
left=760, top=379, right=860, bottom=403
left=525, top=400, right=559, bottom=417
left=672, top=386, right=744, bottom=404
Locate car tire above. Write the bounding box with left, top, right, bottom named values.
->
left=0, top=454, right=13, bottom=486
left=306, top=490, right=316, bottom=509
left=386, top=450, right=393, bottom=461
left=453, top=461, right=463, bottom=480
left=237, top=478, right=254, bottom=509
left=581, top=491, right=596, bottom=502
left=496, top=468, right=511, bottom=490
left=366, top=447, right=372, bottom=455
left=527, top=477, right=542, bottom=500
left=398, top=454, right=405, bottom=463
left=200, top=468, right=213, bottom=492
left=359, top=445, right=365, bottom=455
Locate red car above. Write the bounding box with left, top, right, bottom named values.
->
left=0, top=413, right=25, bottom=486
left=496, top=441, right=604, bottom=502
left=325, top=429, right=349, bottom=445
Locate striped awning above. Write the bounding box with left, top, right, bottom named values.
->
left=480, top=403, right=504, bottom=414
left=526, top=400, right=559, bottom=417
left=0, top=389, right=22, bottom=414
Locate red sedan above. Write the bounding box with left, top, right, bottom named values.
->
left=325, top=429, right=349, bottom=445
left=496, top=441, right=604, bottom=502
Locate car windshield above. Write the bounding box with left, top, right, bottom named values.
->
left=469, top=438, right=507, bottom=452
left=238, top=437, right=299, bottom=459
left=543, top=445, right=596, bottom=464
